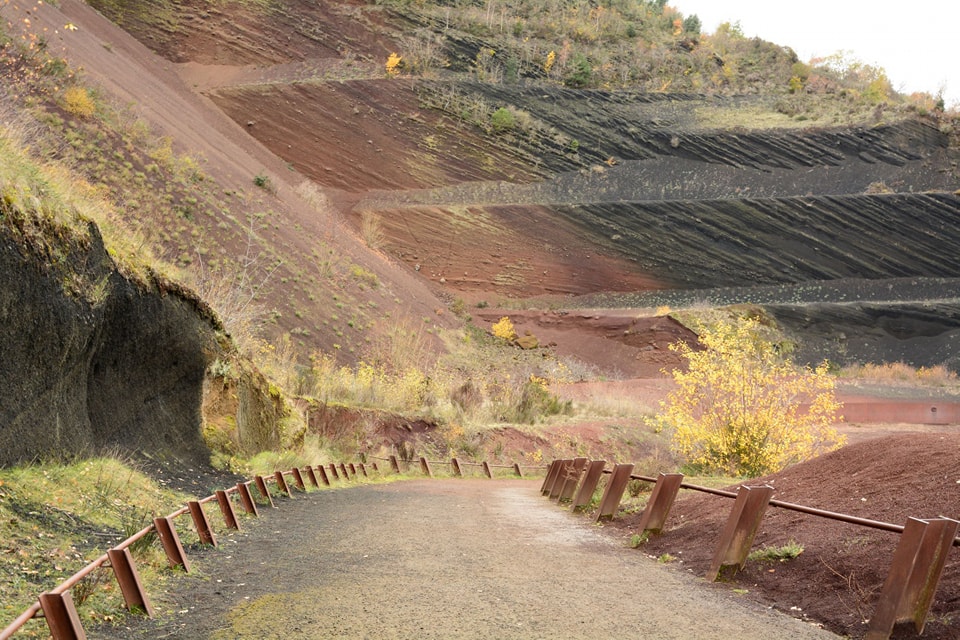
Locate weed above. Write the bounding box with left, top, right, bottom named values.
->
left=748, top=540, right=804, bottom=562
left=657, top=553, right=677, bottom=563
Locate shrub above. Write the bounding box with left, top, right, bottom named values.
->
left=490, top=107, right=516, bottom=133
left=62, top=86, right=95, bottom=118
left=491, top=316, right=517, bottom=341
left=650, top=316, right=845, bottom=477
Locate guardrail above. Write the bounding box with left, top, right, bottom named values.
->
left=540, top=458, right=959, bottom=640
left=1, top=455, right=530, bottom=639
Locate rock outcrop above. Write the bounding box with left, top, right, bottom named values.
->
left=0, top=222, right=218, bottom=465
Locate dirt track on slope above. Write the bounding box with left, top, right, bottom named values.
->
left=95, top=479, right=836, bottom=639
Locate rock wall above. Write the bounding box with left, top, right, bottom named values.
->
left=0, top=223, right=218, bottom=466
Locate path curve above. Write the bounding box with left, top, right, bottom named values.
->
left=97, top=479, right=838, bottom=639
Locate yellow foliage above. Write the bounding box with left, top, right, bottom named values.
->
left=650, top=317, right=844, bottom=477
left=544, top=50, right=556, bottom=75
left=62, top=86, right=95, bottom=119
left=491, top=316, right=517, bottom=342
left=385, top=52, right=403, bottom=76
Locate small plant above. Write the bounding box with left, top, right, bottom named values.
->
left=490, top=107, right=516, bottom=133
left=385, top=52, right=403, bottom=76
left=629, top=532, right=649, bottom=548
left=748, top=540, right=805, bottom=562
left=491, top=316, right=517, bottom=342
left=62, top=86, right=95, bottom=119
left=253, top=172, right=274, bottom=193
left=657, top=553, right=677, bottom=564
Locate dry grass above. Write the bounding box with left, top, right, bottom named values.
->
left=838, top=362, right=958, bottom=387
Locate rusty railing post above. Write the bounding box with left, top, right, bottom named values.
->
left=358, top=463, right=368, bottom=477
left=339, top=463, right=350, bottom=479
left=706, top=484, right=775, bottom=581
left=348, top=463, right=357, bottom=476
left=328, top=463, right=340, bottom=480
left=636, top=473, right=685, bottom=535
left=513, top=462, right=523, bottom=477
left=254, top=475, right=275, bottom=508
left=390, top=455, right=401, bottom=473
left=215, top=490, right=240, bottom=531
left=274, top=471, right=292, bottom=498
left=595, top=463, right=634, bottom=521
left=39, top=591, right=86, bottom=640
left=866, top=517, right=960, bottom=640
left=153, top=516, right=190, bottom=572
left=316, top=465, right=331, bottom=486
left=482, top=461, right=493, bottom=478
left=188, top=501, right=217, bottom=546
left=291, top=468, right=306, bottom=491
left=540, top=460, right=562, bottom=495
left=106, top=547, right=154, bottom=616
left=548, top=459, right=576, bottom=499
left=556, top=457, right=588, bottom=503
left=371, top=461, right=379, bottom=473
left=236, top=482, right=259, bottom=516
left=419, top=456, right=433, bottom=477
left=304, top=466, right=319, bottom=488
left=571, top=460, right=606, bottom=511
left=451, top=458, right=463, bottom=477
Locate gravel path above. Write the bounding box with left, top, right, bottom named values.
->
left=97, top=479, right=838, bottom=639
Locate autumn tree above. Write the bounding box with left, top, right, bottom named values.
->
left=651, top=316, right=844, bottom=477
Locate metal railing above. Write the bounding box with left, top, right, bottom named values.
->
left=540, top=458, right=959, bottom=640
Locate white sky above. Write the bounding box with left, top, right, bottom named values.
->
left=673, top=1, right=960, bottom=108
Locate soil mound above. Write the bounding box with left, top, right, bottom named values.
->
left=614, top=433, right=960, bottom=638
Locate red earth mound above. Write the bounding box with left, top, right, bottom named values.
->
left=603, top=433, right=960, bottom=639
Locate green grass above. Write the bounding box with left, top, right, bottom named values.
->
left=0, top=457, right=192, bottom=631
left=748, top=540, right=805, bottom=563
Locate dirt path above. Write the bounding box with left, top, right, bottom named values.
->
left=96, top=479, right=837, bottom=639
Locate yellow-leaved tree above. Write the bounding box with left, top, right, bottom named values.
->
left=651, top=316, right=844, bottom=477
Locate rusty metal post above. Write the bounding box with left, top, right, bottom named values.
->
left=866, top=517, right=960, bottom=640
left=595, top=463, right=635, bottom=521
left=557, top=457, right=588, bottom=503
left=106, top=547, right=154, bottom=616
left=482, top=461, right=493, bottom=478
left=154, top=516, right=190, bottom=571
left=451, top=458, right=463, bottom=477
left=291, top=468, right=306, bottom=491
left=706, top=485, right=775, bottom=581
left=372, top=462, right=379, bottom=473
left=215, top=490, right=240, bottom=531
left=513, top=463, right=523, bottom=477
left=316, top=465, right=331, bottom=486
left=636, top=473, right=685, bottom=535
left=548, top=459, right=574, bottom=499
left=540, top=460, right=561, bottom=495
left=274, top=471, right=292, bottom=498
left=390, top=455, right=400, bottom=473
left=358, top=463, right=368, bottom=477
left=328, top=463, right=340, bottom=480
left=236, top=483, right=259, bottom=517
left=304, top=466, right=319, bottom=488
left=188, top=501, right=217, bottom=546
left=254, top=475, right=275, bottom=508
left=419, top=456, right=433, bottom=477
left=348, top=463, right=357, bottom=476
left=39, top=591, right=86, bottom=640
left=572, top=460, right=606, bottom=511
left=339, top=463, right=350, bottom=479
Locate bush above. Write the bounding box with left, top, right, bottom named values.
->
left=62, top=86, right=95, bottom=119
left=491, top=316, right=517, bottom=341
left=650, top=316, right=844, bottom=477
left=490, top=107, right=516, bottom=133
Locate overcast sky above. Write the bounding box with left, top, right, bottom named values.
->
left=674, top=1, right=960, bottom=108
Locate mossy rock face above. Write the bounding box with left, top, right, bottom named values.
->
left=0, top=221, right=219, bottom=465
left=516, top=334, right=539, bottom=349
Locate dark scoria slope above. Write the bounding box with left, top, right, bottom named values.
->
left=548, top=192, right=960, bottom=289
